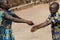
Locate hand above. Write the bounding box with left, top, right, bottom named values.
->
left=31, top=25, right=40, bottom=32
left=26, top=20, right=34, bottom=25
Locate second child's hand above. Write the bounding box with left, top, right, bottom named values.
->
left=31, top=24, right=41, bottom=32
left=31, top=20, right=51, bottom=32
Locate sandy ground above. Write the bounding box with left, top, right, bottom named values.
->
left=12, top=0, right=60, bottom=40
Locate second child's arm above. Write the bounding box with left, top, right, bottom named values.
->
left=31, top=19, right=51, bottom=32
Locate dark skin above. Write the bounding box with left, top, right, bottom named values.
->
left=31, top=3, right=59, bottom=32
left=2, top=2, right=34, bottom=25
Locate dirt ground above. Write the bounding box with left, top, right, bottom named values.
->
left=12, top=0, right=60, bottom=40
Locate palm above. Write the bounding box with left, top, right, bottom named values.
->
left=31, top=25, right=40, bottom=32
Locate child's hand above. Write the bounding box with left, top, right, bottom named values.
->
left=31, top=25, right=40, bottom=32
left=26, top=20, right=34, bottom=25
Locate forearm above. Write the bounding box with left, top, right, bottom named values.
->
left=36, top=20, right=51, bottom=29
left=12, top=18, right=28, bottom=23
left=7, top=17, right=28, bottom=23
left=4, top=13, right=28, bottom=23
left=31, top=20, right=51, bottom=32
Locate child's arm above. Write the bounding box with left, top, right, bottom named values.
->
left=31, top=19, right=51, bottom=32
left=3, top=12, right=34, bottom=25
left=8, top=10, right=22, bottom=19
left=11, top=13, right=22, bottom=19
